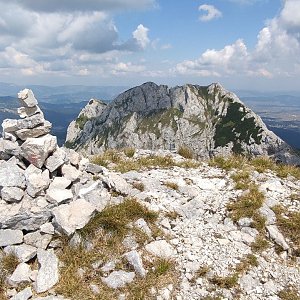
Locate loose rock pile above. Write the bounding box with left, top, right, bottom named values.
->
left=0, top=90, right=300, bottom=300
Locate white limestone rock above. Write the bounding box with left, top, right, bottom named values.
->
left=49, top=177, right=71, bottom=190
left=124, top=250, right=146, bottom=277
left=18, top=88, right=38, bottom=107
left=16, top=121, right=52, bottom=140
left=24, top=231, right=52, bottom=249
left=52, top=198, right=96, bottom=235
left=4, top=244, right=37, bottom=262
left=40, top=223, right=55, bottom=235
left=26, top=173, right=49, bottom=198
left=101, top=270, right=135, bottom=289
left=1, top=187, right=24, bottom=203
left=11, top=287, right=32, bottom=300
left=266, top=225, right=289, bottom=250
left=145, top=240, right=175, bottom=258
left=61, top=164, right=81, bottom=182
left=46, top=188, right=73, bottom=204
left=21, top=134, right=57, bottom=168
left=8, top=263, right=32, bottom=287
left=0, top=161, right=25, bottom=188
left=0, top=139, right=20, bottom=159
left=0, top=229, right=23, bottom=247
left=18, top=105, right=41, bottom=118
left=35, top=249, right=59, bottom=293
left=45, top=148, right=67, bottom=172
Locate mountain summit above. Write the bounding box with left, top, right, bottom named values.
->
left=65, top=82, right=299, bottom=164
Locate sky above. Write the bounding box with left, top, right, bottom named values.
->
left=0, top=0, right=299, bottom=91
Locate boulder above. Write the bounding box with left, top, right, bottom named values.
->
left=266, top=225, right=289, bottom=250
left=48, top=177, right=71, bottom=190
left=26, top=173, right=49, bottom=197
left=0, top=229, right=23, bottom=247
left=0, top=161, right=25, bottom=188
left=61, top=164, right=81, bottom=182
left=46, top=188, right=73, bottom=204
left=45, top=148, right=67, bottom=172
left=35, top=249, right=59, bottom=293
left=21, top=134, right=57, bottom=168
left=52, top=198, right=96, bottom=236
left=11, top=287, right=32, bottom=300
left=124, top=250, right=146, bottom=277
left=1, top=187, right=24, bottom=203
left=15, top=121, right=52, bottom=140
left=145, top=240, right=175, bottom=258
left=18, top=89, right=38, bottom=108
left=24, top=231, right=52, bottom=250
left=0, top=139, right=20, bottom=159
left=8, top=263, right=32, bottom=287
left=101, top=270, right=135, bottom=289
left=4, top=244, right=37, bottom=262
left=18, top=105, right=41, bottom=118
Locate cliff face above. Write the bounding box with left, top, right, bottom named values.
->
left=65, top=82, right=299, bottom=164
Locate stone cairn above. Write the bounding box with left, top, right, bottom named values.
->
left=0, top=89, right=129, bottom=298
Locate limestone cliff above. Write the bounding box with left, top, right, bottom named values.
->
left=65, top=82, right=300, bottom=164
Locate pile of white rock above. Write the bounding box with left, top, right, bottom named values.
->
left=0, top=90, right=132, bottom=299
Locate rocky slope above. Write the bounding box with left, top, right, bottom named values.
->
left=65, top=82, right=300, bottom=165
left=1, top=89, right=300, bottom=300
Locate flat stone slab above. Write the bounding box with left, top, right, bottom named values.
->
left=11, top=287, right=32, bottom=300
left=4, top=244, right=37, bottom=262
left=35, top=249, right=59, bottom=293
left=0, top=229, right=23, bottom=247
left=0, top=161, right=25, bottom=188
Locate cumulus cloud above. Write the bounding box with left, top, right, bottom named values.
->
left=176, top=0, right=300, bottom=79
left=0, top=0, right=156, bottom=13
left=198, top=4, right=222, bottom=22
left=0, top=1, right=153, bottom=78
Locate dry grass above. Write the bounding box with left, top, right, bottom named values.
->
left=163, top=181, right=179, bottom=191
left=55, top=198, right=178, bottom=300
left=251, top=235, right=270, bottom=253
left=278, top=286, right=300, bottom=300
left=165, top=211, right=180, bottom=220
left=209, top=273, right=239, bottom=289
left=209, top=155, right=248, bottom=171
left=250, top=156, right=276, bottom=173
left=92, top=149, right=200, bottom=174
left=276, top=164, right=300, bottom=180
left=177, top=146, right=194, bottom=159
left=227, top=184, right=265, bottom=223
left=81, top=198, right=158, bottom=238
left=235, top=254, right=258, bottom=273
left=132, top=181, right=145, bottom=192
left=275, top=209, right=300, bottom=255
left=123, top=147, right=136, bottom=158
left=0, top=252, right=19, bottom=298
left=230, top=170, right=251, bottom=190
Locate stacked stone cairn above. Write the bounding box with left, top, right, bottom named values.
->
left=0, top=89, right=133, bottom=299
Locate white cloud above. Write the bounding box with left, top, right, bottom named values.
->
left=176, top=0, right=300, bottom=79
left=198, top=4, right=222, bottom=22
left=132, top=24, right=150, bottom=49
left=0, top=0, right=156, bottom=13
left=0, top=0, right=153, bottom=79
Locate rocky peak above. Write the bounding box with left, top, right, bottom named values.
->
left=65, top=82, right=300, bottom=165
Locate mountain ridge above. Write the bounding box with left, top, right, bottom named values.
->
left=65, top=82, right=300, bottom=165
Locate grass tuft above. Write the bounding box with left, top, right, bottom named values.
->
left=251, top=235, right=270, bottom=253
left=178, top=146, right=194, bottom=159
left=209, top=155, right=248, bottom=171
left=278, top=286, right=300, bottom=300
left=209, top=273, right=239, bottom=289
left=227, top=184, right=265, bottom=223
left=132, top=181, right=145, bottom=192
left=123, top=147, right=136, bottom=158
left=163, top=181, right=179, bottom=191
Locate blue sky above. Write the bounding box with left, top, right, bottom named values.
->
left=0, top=0, right=299, bottom=91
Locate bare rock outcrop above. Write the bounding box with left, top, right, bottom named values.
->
left=65, top=82, right=300, bottom=165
